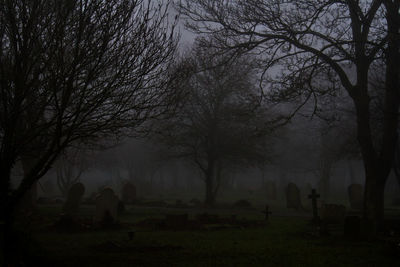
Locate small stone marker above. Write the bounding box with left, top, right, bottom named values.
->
left=63, top=183, right=85, bottom=216
left=263, top=205, right=272, bottom=221
left=95, top=188, right=119, bottom=224
left=308, top=189, right=320, bottom=223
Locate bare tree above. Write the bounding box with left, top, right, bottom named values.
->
left=177, top=0, right=400, bottom=231
left=0, top=0, right=178, bottom=263
left=153, top=43, right=274, bottom=206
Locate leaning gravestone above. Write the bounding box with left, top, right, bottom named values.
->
left=348, top=184, right=363, bottom=210
left=63, top=182, right=85, bottom=216
left=121, top=182, right=136, bottom=204
left=95, top=188, right=119, bottom=224
left=285, top=183, right=302, bottom=210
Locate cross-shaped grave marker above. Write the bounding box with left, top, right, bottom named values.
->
left=308, top=189, right=320, bottom=224
left=262, top=205, right=272, bottom=221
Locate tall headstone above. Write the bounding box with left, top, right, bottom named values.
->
left=348, top=184, right=363, bottom=210
left=121, top=182, right=136, bottom=204
left=95, top=188, right=119, bottom=223
left=63, top=183, right=85, bottom=216
left=285, top=182, right=302, bottom=210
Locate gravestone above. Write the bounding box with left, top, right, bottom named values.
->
left=63, top=182, right=85, bottom=216
left=348, top=184, right=363, bottom=210
left=95, top=188, right=119, bottom=224
left=121, top=182, right=136, bottom=204
left=265, top=180, right=277, bottom=200
left=320, top=204, right=346, bottom=224
left=285, top=183, right=302, bottom=210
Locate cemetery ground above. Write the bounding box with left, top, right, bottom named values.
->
left=7, top=193, right=400, bottom=267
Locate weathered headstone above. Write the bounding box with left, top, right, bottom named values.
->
left=265, top=180, right=277, bottom=200
left=63, top=182, right=85, bottom=216
left=320, top=204, right=346, bottom=224
left=308, top=189, right=320, bottom=223
left=121, top=182, right=136, bottom=204
left=285, top=183, right=302, bottom=210
left=95, top=188, right=119, bottom=224
left=348, top=184, right=363, bottom=210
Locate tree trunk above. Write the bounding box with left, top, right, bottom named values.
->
left=205, top=173, right=216, bottom=207
left=19, top=157, right=38, bottom=215
left=363, top=169, right=386, bottom=234
left=0, top=166, right=19, bottom=265
left=204, top=157, right=216, bottom=207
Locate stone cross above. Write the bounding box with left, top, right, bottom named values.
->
left=308, top=189, right=320, bottom=223
left=263, top=205, right=272, bottom=221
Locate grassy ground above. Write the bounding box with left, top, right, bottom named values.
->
left=11, top=204, right=399, bottom=267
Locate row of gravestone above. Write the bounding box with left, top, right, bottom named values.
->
left=63, top=182, right=137, bottom=224
left=284, top=182, right=364, bottom=210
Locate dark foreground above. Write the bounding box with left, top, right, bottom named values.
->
left=3, top=204, right=400, bottom=266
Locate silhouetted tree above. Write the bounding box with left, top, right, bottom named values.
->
left=177, top=0, right=400, bottom=231
left=153, top=43, right=274, bottom=206
left=0, top=0, right=178, bottom=263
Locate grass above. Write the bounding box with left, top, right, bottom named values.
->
left=10, top=204, right=396, bottom=266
